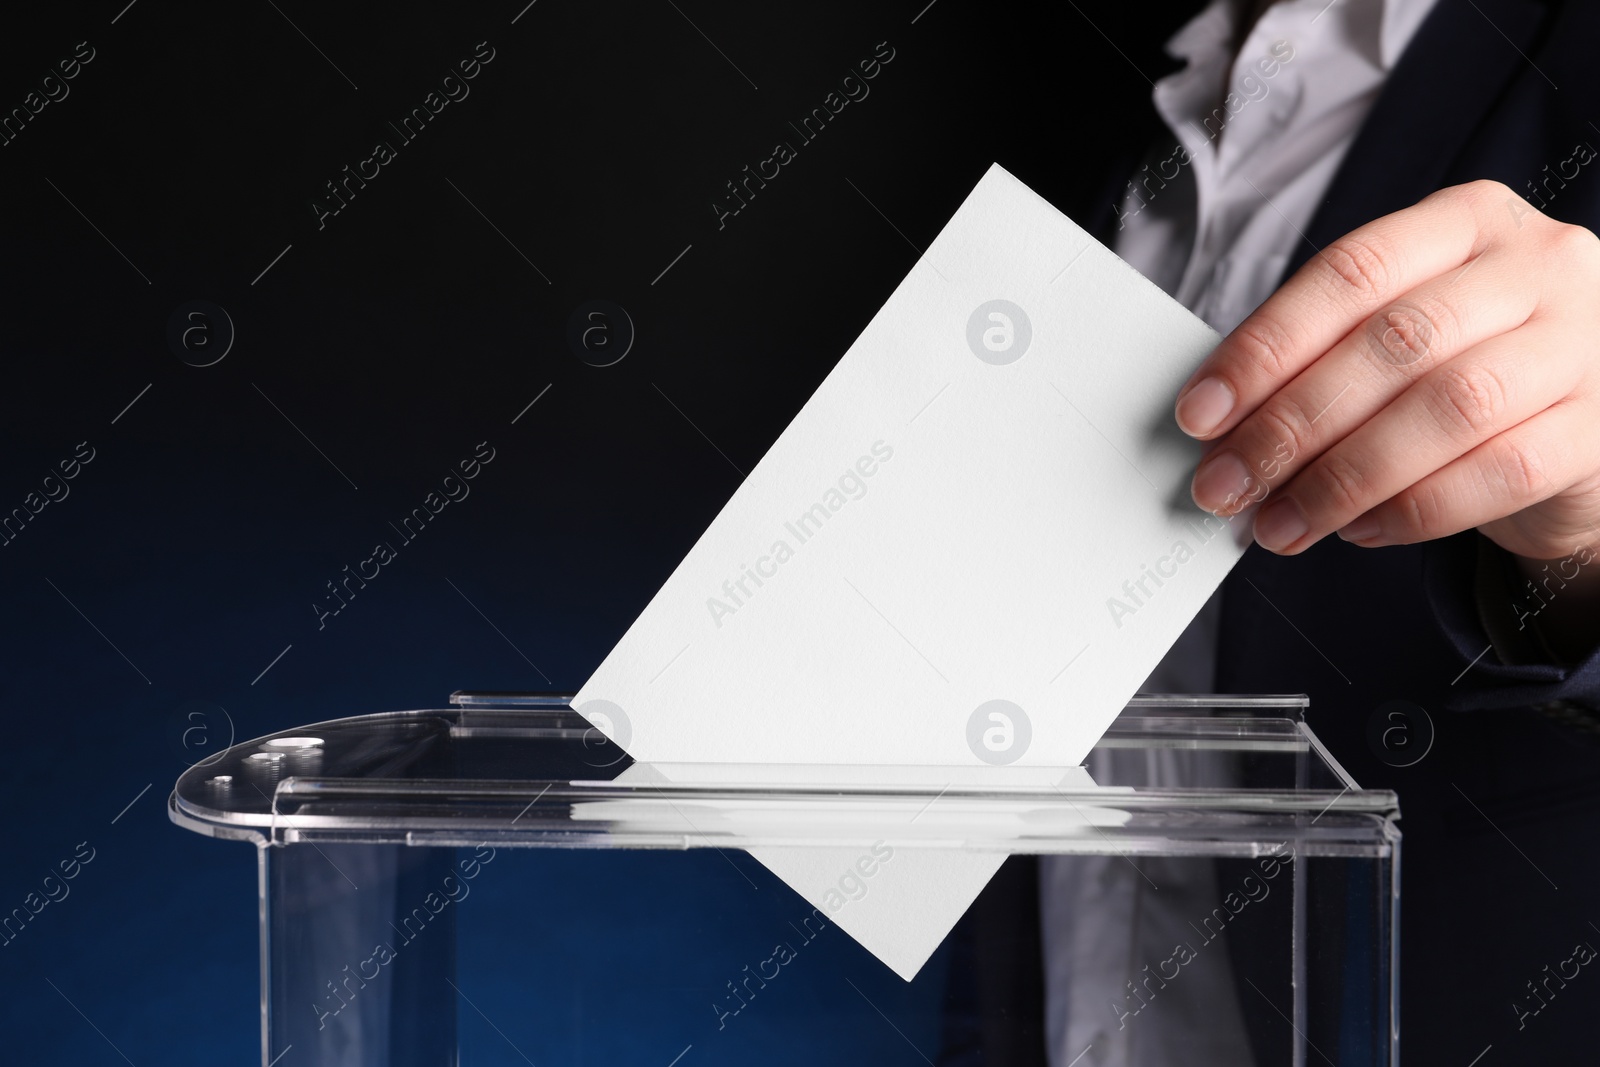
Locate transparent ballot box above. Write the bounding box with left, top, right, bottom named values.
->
left=168, top=693, right=1399, bottom=1067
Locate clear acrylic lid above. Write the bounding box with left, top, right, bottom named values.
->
left=168, top=692, right=1397, bottom=858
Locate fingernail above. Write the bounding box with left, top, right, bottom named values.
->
left=1192, top=451, right=1251, bottom=514
left=1254, top=499, right=1308, bottom=552
left=1338, top=515, right=1381, bottom=544
left=1176, top=377, right=1235, bottom=437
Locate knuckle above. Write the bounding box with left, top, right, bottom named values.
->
left=1322, top=234, right=1396, bottom=299
left=1427, top=363, right=1511, bottom=437
left=1548, top=221, right=1600, bottom=270
left=1366, top=297, right=1452, bottom=368
left=1434, top=179, right=1513, bottom=228
left=1393, top=484, right=1440, bottom=543
left=1308, top=450, right=1376, bottom=516
left=1252, top=395, right=1319, bottom=473
left=1228, top=315, right=1299, bottom=380
left=1485, top=436, right=1549, bottom=501
left=1454, top=179, right=1512, bottom=210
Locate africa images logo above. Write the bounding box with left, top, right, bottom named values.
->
left=705, top=440, right=893, bottom=629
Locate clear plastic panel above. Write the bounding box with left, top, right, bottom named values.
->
left=168, top=694, right=1398, bottom=1066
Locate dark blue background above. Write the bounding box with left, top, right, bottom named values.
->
left=0, top=0, right=1120, bottom=1061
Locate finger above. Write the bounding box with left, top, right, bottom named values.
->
left=1175, top=181, right=1521, bottom=440
left=1189, top=246, right=1541, bottom=518
left=1335, top=398, right=1600, bottom=551
left=1248, top=326, right=1583, bottom=553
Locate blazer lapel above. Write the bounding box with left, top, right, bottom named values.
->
left=1289, top=0, right=1553, bottom=275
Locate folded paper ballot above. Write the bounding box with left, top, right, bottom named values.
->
left=574, top=162, right=1250, bottom=977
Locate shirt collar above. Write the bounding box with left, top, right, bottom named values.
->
left=1163, top=0, right=1235, bottom=69
left=1163, top=0, right=1439, bottom=73
left=1380, top=0, right=1438, bottom=69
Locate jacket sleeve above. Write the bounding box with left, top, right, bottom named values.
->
left=1422, top=530, right=1600, bottom=712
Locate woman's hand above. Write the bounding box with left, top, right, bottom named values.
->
left=1174, top=180, right=1600, bottom=653
left=1176, top=179, right=1600, bottom=555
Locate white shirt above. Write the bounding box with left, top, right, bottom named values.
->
left=1041, top=1, right=1438, bottom=1064
left=1119, top=0, right=1438, bottom=338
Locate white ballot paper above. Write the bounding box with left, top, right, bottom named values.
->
left=573, top=162, right=1251, bottom=978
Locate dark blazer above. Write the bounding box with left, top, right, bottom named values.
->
left=942, top=1, right=1600, bottom=1062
